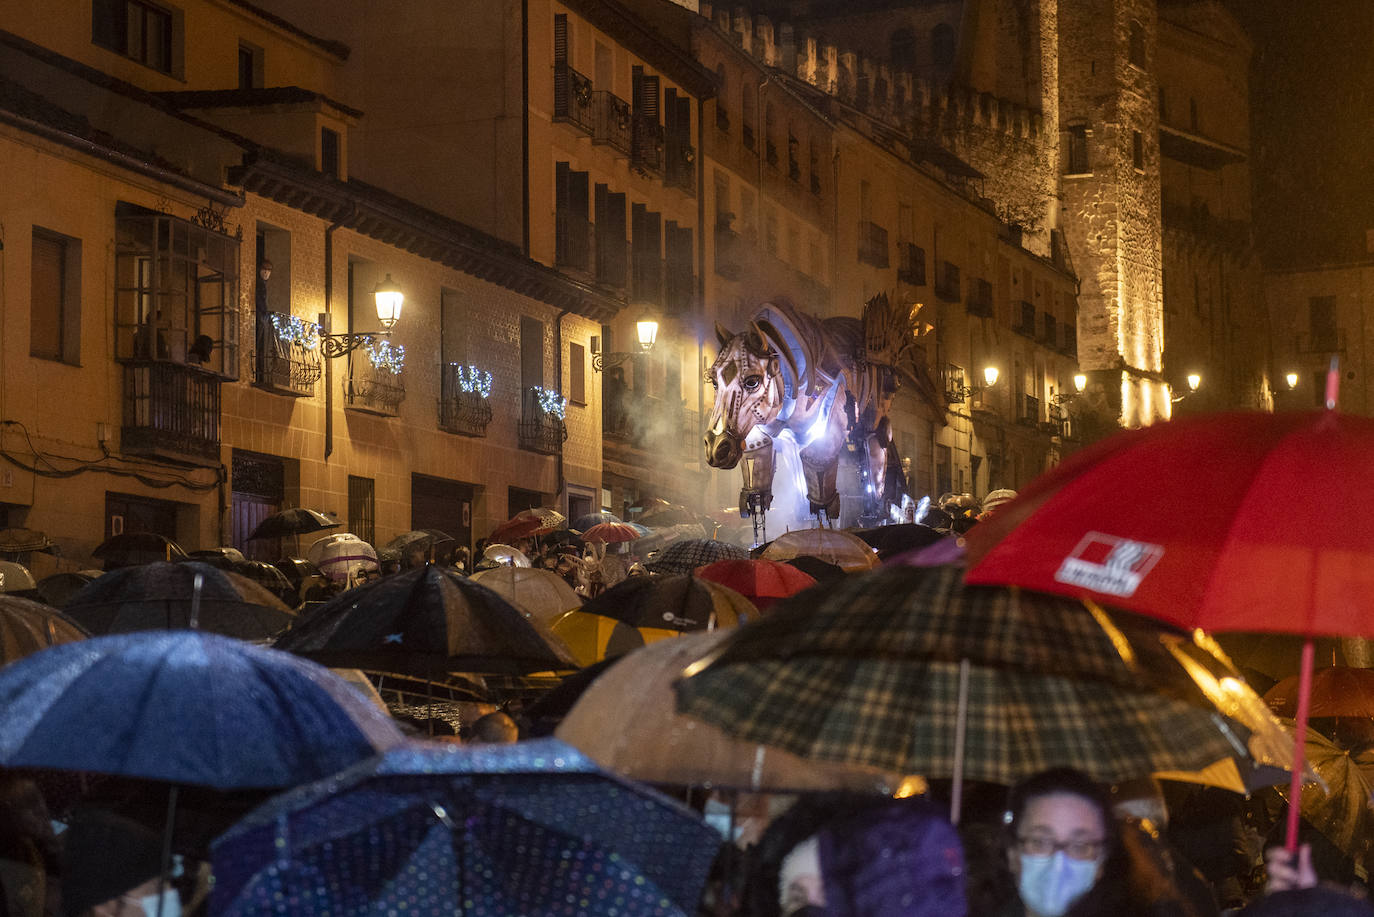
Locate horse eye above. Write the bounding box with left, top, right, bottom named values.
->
left=743, top=375, right=763, bottom=391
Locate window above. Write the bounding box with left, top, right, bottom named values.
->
left=320, top=127, right=340, bottom=178
left=237, top=42, right=262, bottom=89
left=348, top=476, right=375, bottom=547
left=1309, top=295, right=1338, bottom=351
left=931, top=23, right=956, bottom=73
left=1066, top=124, right=1090, bottom=174
left=555, top=162, right=591, bottom=270
left=890, top=28, right=916, bottom=71
left=230, top=450, right=286, bottom=561
left=30, top=228, right=81, bottom=363
left=1128, top=21, right=1146, bottom=68
left=521, top=315, right=545, bottom=395
left=631, top=203, right=662, bottom=302
left=594, top=184, right=627, bottom=288
left=114, top=202, right=239, bottom=377
left=1132, top=130, right=1144, bottom=170
left=569, top=342, right=587, bottom=405
left=935, top=443, right=952, bottom=497
left=665, top=222, right=694, bottom=315
left=93, top=0, right=178, bottom=74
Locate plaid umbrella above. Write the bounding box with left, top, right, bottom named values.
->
left=676, top=564, right=1292, bottom=788
left=644, top=538, right=747, bottom=575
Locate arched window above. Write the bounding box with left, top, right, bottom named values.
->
left=890, top=28, right=916, bottom=71
left=931, top=23, right=955, bottom=73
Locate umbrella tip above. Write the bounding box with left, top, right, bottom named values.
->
left=1325, top=355, right=1340, bottom=410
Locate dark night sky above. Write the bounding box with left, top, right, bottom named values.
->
left=1226, top=0, right=1374, bottom=268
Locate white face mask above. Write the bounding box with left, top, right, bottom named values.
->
left=1017, top=850, right=1100, bottom=917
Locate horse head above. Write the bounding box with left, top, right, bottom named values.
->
left=704, top=320, right=784, bottom=468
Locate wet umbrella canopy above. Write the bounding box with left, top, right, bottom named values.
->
left=0, top=595, right=88, bottom=664
left=274, top=565, right=577, bottom=675
left=91, top=532, right=187, bottom=569
left=0, top=631, right=404, bottom=788
left=580, top=574, right=757, bottom=632
left=211, top=739, right=721, bottom=917
left=247, top=508, right=341, bottom=541
left=62, top=561, right=294, bottom=641
left=642, top=538, right=747, bottom=575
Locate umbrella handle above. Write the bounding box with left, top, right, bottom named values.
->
left=1284, top=639, right=1315, bottom=854
left=950, top=657, right=971, bottom=826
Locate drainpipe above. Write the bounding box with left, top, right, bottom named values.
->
left=522, top=0, right=531, bottom=256
left=323, top=202, right=357, bottom=461
left=696, top=94, right=707, bottom=481
left=554, top=307, right=573, bottom=508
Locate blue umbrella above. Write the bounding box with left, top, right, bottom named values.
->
left=0, top=631, right=404, bottom=789
left=212, top=738, right=721, bottom=917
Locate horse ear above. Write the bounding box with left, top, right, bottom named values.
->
left=715, top=322, right=735, bottom=349
left=745, top=321, right=770, bottom=356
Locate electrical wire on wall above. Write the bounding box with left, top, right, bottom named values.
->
left=0, top=420, right=223, bottom=493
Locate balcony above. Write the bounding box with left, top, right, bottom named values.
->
left=595, top=234, right=629, bottom=290
left=346, top=345, right=406, bottom=417
left=665, top=142, right=695, bottom=194
left=437, top=364, right=493, bottom=437
left=632, top=253, right=664, bottom=304
left=592, top=91, right=632, bottom=155
left=1295, top=329, right=1346, bottom=355
left=1061, top=324, right=1078, bottom=359
left=898, top=243, right=926, bottom=286
left=555, top=211, right=592, bottom=273
left=255, top=312, right=322, bottom=397
left=520, top=387, right=568, bottom=455
left=122, top=361, right=221, bottom=465
left=553, top=63, right=596, bottom=136
left=714, top=225, right=745, bottom=281
left=968, top=279, right=994, bottom=318
left=1041, top=313, right=1058, bottom=349
left=1018, top=393, right=1041, bottom=426
left=1012, top=301, right=1037, bottom=338
left=857, top=221, right=889, bottom=268
left=631, top=116, right=664, bottom=174
left=935, top=261, right=960, bottom=302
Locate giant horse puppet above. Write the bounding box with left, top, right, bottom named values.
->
left=704, top=294, right=935, bottom=526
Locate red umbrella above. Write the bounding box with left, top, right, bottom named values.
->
left=580, top=522, right=642, bottom=544
left=490, top=508, right=565, bottom=543
left=964, top=378, right=1374, bottom=850
left=694, top=558, right=816, bottom=611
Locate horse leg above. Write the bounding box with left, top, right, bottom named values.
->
left=867, top=415, right=892, bottom=512
left=738, top=436, right=775, bottom=517
left=802, top=454, right=840, bottom=523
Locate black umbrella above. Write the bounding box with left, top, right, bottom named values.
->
left=248, top=508, right=340, bottom=541
left=782, top=555, right=847, bottom=583
left=578, top=574, right=756, bottom=632
left=92, top=533, right=187, bottom=570
left=851, top=523, right=947, bottom=560
left=382, top=529, right=455, bottom=563
left=273, top=565, right=577, bottom=676
left=34, top=570, right=101, bottom=608
left=63, top=562, right=295, bottom=640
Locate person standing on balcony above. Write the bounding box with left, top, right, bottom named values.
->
left=255, top=259, right=275, bottom=378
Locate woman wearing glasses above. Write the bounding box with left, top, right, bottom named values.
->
left=992, top=767, right=1202, bottom=917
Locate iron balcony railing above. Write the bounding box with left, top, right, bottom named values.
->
left=935, top=262, right=961, bottom=302
left=857, top=221, right=889, bottom=268
left=254, top=311, right=322, bottom=397
left=898, top=243, right=926, bottom=286
left=555, top=212, right=592, bottom=273
left=438, top=364, right=492, bottom=437
left=346, top=360, right=405, bottom=417
left=631, top=116, right=664, bottom=174
left=1019, top=393, right=1041, bottom=426
left=553, top=63, right=595, bottom=136
left=122, top=361, right=221, bottom=464
left=968, top=279, right=994, bottom=318
left=519, top=388, right=568, bottom=455
left=1013, top=301, right=1037, bottom=337
left=592, top=91, right=632, bottom=155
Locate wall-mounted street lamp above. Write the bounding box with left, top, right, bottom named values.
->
left=592, top=309, right=659, bottom=372
left=949, top=365, right=999, bottom=401
left=1171, top=372, right=1202, bottom=404
left=1285, top=371, right=1299, bottom=390
left=1050, top=372, right=1089, bottom=407
left=318, top=274, right=404, bottom=359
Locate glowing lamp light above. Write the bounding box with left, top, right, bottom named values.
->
left=1186, top=373, right=1201, bottom=392
left=1073, top=373, right=1087, bottom=393
left=373, top=274, right=404, bottom=328
left=982, top=365, right=1000, bottom=388
left=1285, top=371, right=1299, bottom=390
left=636, top=313, right=659, bottom=352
